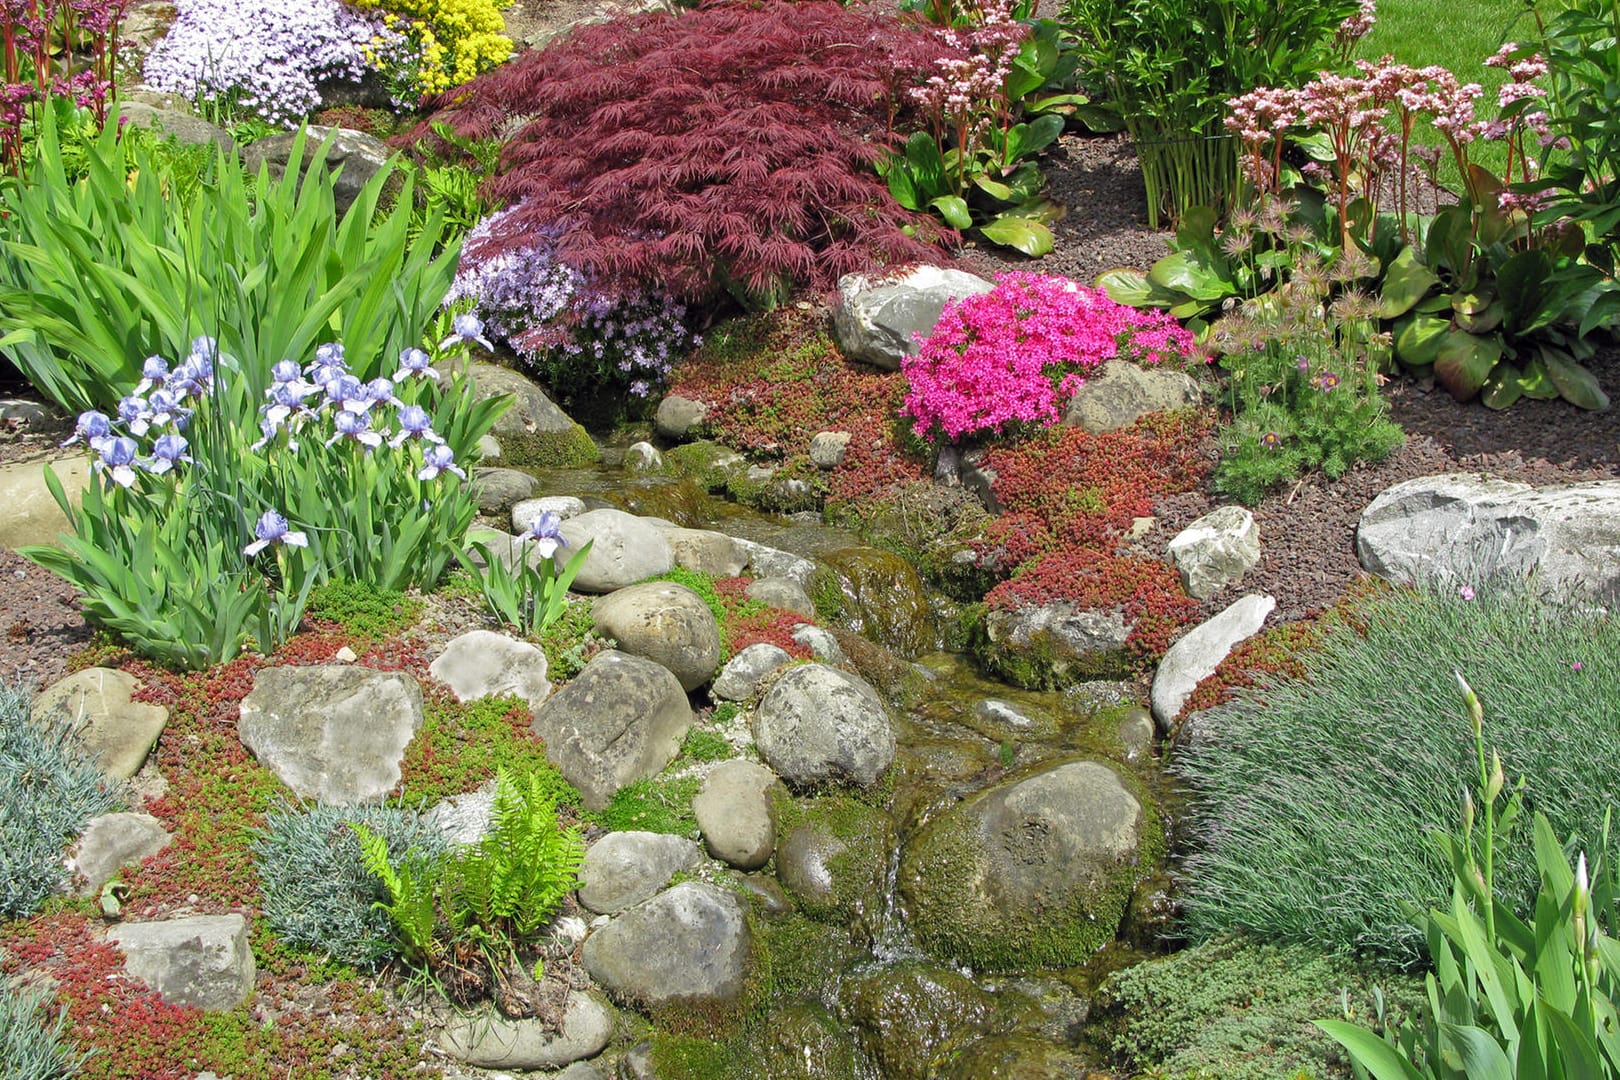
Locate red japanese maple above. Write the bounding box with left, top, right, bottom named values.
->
left=412, top=0, right=957, bottom=303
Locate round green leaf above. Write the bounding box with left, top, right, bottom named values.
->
left=978, top=215, right=1053, bottom=257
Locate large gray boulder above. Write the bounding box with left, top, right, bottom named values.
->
left=746, top=577, right=815, bottom=617
left=753, top=664, right=893, bottom=789
left=1150, top=594, right=1275, bottom=732
left=577, top=831, right=704, bottom=915
left=464, top=362, right=579, bottom=438
left=832, top=266, right=995, bottom=371
left=581, top=882, right=753, bottom=1014
left=1062, top=359, right=1202, bottom=433
left=114, top=102, right=234, bottom=152
left=694, top=760, right=781, bottom=871
left=1356, top=475, right=1620, bottom=600
left=436, top=994, right=614, bottom=1071
left=237, top=666, right=423, bottom=806
left=734, top=538, right=817, bottom=587
left=530, top=651, right=692, bottom=811
left=1167, top=505, right=1261, bottom=599
left=32, top=668, right=168, bottom=780
left=241, top=126, right=392, bottom=217
left=591, top=582, right=723, bottom=692
left=661, top=527, right=748, bottom=578
left=898, top=759, right=1153, bottom=970
left=558, top=509, right=675, bottom=593
left=975, top=604, right=1131, bottom=689
left=108, top=914, right=256, bottom=1010
left=472, top=466, right=542, bottom=515
left=654, top=394, right=708, bottom=441
left=429, top=629, right=551, bottom=708
left=513, top=495, right=588, bottom=530
left=70, top=813, right=171, bottom=896
left=712, top=643, right=793, bottom=701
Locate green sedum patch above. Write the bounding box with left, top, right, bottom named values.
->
left=1095, top=936, right=1422, bottom=1080
left=305, top=580, right=425, bottom=642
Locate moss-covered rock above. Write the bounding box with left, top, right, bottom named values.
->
left=772, top=794, right=895, bottom=937
left=754, top=999, right=865, bottom=1080
left=663, top=440, right=748, bottom=493
left=836, top=962, right=998, bottom=1080
left=931, top=1033, right=1095, bottom=1078
left=968, top=601, right=1133, bottom=690
left=807, top=547, right=935, bottom=659
left=497, top=423, right=602, bottom=469
left=898, top=759, right=1162, bottom=971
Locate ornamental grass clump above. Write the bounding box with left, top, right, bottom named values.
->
left=0, top=679, right=125, bottom=920
left=0, top=983, right=88, bottom=1080
left=143, top=0, right=382, bottom=126
left=902, top=271, right=1198, bottom=443
left=1177, top=580, right=1620, bottom=967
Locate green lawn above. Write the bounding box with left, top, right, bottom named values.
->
left=1354, top=0, right=1542, bottom=181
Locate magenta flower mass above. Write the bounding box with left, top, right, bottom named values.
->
left=901, top=272, right=1199, bottom=442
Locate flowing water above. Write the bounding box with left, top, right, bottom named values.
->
left=526, top=457, right=1177, bottom=1074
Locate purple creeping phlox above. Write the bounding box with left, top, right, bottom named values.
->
left=901, top=271, right=1198, bottom=442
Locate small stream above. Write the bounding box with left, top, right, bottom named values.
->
left=527, top=455, right=1177, bottom=1075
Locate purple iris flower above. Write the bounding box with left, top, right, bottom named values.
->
left=417, top=443, right=465, bottom=481
left=64, top=410, right=113, bottom=451
left=324, top=373, right=371, bottom=414
left=396, top=347, right=438, bottom=381
left=389, top=404, right=443, bottom=448
left=167, top=354, right=214, bottom=400
left=145, top=433, right=192, bottom=475
left=135, top=355, right=169, bottom=395
left=243, top=509, right=309, bottom=557
left=314, top=342, right=345, bottom=366
left=95, top=436, right=140, bottom=488
left=326, top=408, right=382, bottom=449
left=439, top=313, right=494, bottom=352
left=365, top=377, right=400, bottom=409
left=522, top=511, right=567, bottom=561
left=145, top=388, right=189, bottom=430
left=117, top=394, right=152, bottom=436
left=270, top=359, right=304, bottom=385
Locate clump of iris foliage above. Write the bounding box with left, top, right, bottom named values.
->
left=1175, top=578, right=1620, bottom=967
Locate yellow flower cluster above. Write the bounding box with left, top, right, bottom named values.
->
left=355, top=0, right=514, bottom=97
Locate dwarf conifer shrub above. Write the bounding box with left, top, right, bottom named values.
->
left=0, top=681, right=125, bottom=920
left=413, top=0, right=955, bottom=304
left=255, top=802, right=453, bottom=967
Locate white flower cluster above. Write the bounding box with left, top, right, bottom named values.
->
left=143, top=0, right=384, bottom=126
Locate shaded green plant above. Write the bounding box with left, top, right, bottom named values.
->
left=536, top=598, right=611, bottom=683
left=1176, top=581, right=1620, bottom=966
left=396, top=694, right=577, bottom=807
left=1318, top=675, right=1620, bottom=1078
left=0, top=680, right=126, bottom=920
left=0, top=984, right=89, bottom=1080
left=458, top=518, right=592, bottom=636
left=589, top=772, right=702, bottom=836
left=353, top=768, right=585, bottom=970
left=1098, top=935, right=1422, bottom=1080
left=254, top=801, right=452, bottom=968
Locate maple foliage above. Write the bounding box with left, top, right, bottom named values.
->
left=412, top=0, right=957, bottom=302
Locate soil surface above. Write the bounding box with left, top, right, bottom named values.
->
left=1, top=88, right=1617, bottom=689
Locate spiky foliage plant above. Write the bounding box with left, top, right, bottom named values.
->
left=254, top=801, right=452, bottom=967
left=0, top=681, right=125, bottom=920
left=0, top=985, right=88, bottom=1080
left=412, top=0, right=956, bottom=305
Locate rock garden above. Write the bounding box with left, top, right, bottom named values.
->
left=0, top=0, right=1619, bottom=1077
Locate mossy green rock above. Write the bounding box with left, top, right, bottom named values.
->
left=898, top=759, right=1158, bottom=971
left=969, top=602, right=1132, bottom=690
left=663, top=440, right=747, bottom=492
left=499, top=423, right=601, bottom=469
left=931, top=1033, right=1093, bottom=1078
left=774, top=796, right=895, bottom=933
left=754, top=999, right=864, bottom=1080
left=808, top=547, right=935, bottom=659
left=836, top=962, right=998, bottom=1080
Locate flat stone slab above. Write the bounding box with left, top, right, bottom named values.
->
left=577, top=831, right=704, bottom=915
left=429, top=630, right=551, bottom=708
left=0, top=454, right=90, bottom=549
left=33, top=668, right=168, bottom=780
left=238, top=666, right=424, bottom=806
left=1150, top=594, right=1275, bottom=732
left=108, top=914, right=255, bottom=1011
left=71, top=812, right=171, bottom=895
left=437, top=993, right=614, bottom=1070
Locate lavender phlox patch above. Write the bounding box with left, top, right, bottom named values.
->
left=143, top=0, right=385, bottom=125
